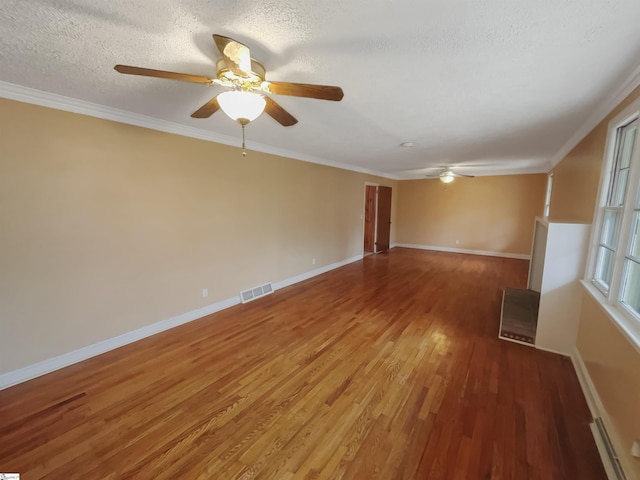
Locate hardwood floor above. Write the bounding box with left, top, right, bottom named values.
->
left=0, top=249, right=606, bottom=479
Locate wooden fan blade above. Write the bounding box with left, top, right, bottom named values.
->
left=191, top=96, right=220, bottom=118
left=264, top=97, right=298, bottom=127
left=114, top=65, right=214, bottom=84
left=267, top=81, right=344, bottom=101
left=213, top=34, right=252, bottom=78
left=453, top=173, right=475, bottom=178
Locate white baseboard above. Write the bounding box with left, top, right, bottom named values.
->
left=273, top=254, right=363, bottom=290
left=571, top=348, right=600, bottom=423
left=534, top=345, right=572, bottom=357
left=394, top=243, right=531, bottom=260
left=0, top=296, right=241, bottom=390
left=571, top=348, right=633, bottom=480
left=0, top=254, right=364, bottom=390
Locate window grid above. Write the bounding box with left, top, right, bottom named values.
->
left=591, top=113, right=640, bottom=331
left=608, top=121, right=636, bottom=204
left=620, top=205, right=640, bottom=318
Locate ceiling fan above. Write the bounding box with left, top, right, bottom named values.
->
left=425, top=167, right=476, bottom=184
left=114, top=34, right=344, bottom=154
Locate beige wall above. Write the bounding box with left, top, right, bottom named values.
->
left=0, top=98, right=396, bottom=374
left=578, top=293, right=640, bottom=478
left=550, top=84, right=640, bottom=479
left=551, top=84, right=640, bottom=222
left=396, top=174, right=546, bottom=256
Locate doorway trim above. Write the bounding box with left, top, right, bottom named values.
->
left=363, top=182, right=379, bottom=254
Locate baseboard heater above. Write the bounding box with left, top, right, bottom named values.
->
left=240, top=282, right=273, bottom=304
left=593, top=417, right=627, bottom=480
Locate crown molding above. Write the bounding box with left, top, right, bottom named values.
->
left=550, top=62, right=640, bottom=168
left=0, top=81, right=398, bottom=180
left=5, top=66, right=640, bottom=182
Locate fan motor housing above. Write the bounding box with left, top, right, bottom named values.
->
left=216, top=58, right=266, bottom=85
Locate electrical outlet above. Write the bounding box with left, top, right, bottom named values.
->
left=312, top=258, right=316, bottom=265
left=202, top=288, right=208, bottom=298
left=455, top=240, right=460, bottom=245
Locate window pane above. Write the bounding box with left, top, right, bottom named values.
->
left=613, top=168, right=629, bottom=206
left=600, top=209, right=621, bottom=248
left=608, top=121, right=637, bottom=206
left=621, top=259, right=640, bottom=316
left=595, top=246, right=615, bottom=288
left=630, top=211, right=640, bottom=260
left=620, top=124, right=637, bottom=169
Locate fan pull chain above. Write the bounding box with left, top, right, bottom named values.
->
left=241, top=123, right=247, bottom=156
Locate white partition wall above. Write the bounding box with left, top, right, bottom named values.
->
left=527, top=218, right=591, bottom=354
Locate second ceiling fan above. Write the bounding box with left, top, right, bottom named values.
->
left=426, top=167, right=475, bottom=184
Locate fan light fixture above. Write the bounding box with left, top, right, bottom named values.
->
left=440, top=172, right=455, bottom=184
left=217, top=90, right=266, bottom=123
left=115, top=34, right=344, bottom=156
left=217, top=91, right=266, bottom=156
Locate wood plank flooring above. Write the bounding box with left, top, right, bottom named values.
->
left=0, top=249, right=607, bottom=479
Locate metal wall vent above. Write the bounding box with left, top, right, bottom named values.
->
left=240, top=282, right=273, bottom=304
left=594, top=417, right=627, bottom=480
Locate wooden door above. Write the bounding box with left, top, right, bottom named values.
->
left=363, top=185, right=376, bottom=252
left=375, top=186, right=392, bottom=253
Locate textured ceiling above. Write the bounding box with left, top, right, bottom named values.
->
left=1, top=0, right=640, bottom=178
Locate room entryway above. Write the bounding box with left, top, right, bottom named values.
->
left=363, top=184, right=392, bottom=254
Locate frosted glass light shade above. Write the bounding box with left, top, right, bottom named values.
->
left=217, top=91, right=266, bottom=122
left=440, top=173, right=454, bottom=184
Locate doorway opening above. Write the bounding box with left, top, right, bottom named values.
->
left=363, top=184, right=392, bottom=254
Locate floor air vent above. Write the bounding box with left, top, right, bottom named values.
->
left=240, top=282, right=273, bottom=304
left=593, top=417, right=627, bottom=480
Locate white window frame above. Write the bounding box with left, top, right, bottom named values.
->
left=543, top=172, right=553, bottom=217
left=585, top=96, right=640, bottom=348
